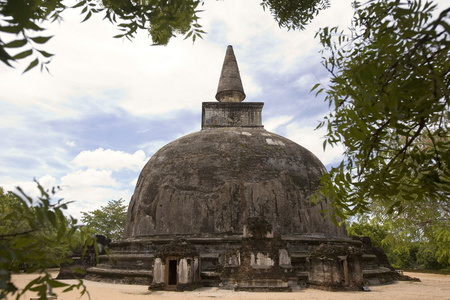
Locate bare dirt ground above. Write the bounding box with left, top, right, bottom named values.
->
left=7, top=271, right=450, bottom=300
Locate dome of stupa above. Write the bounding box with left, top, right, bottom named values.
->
left=123, top=126, right=345, bottom=238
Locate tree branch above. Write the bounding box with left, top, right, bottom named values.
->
left=0, top=229, right=35, bottom=239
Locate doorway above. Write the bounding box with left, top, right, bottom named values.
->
left=168, top=259, right=177, bottom=285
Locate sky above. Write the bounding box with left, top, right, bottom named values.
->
left=0, top=0, right=357, bottom=220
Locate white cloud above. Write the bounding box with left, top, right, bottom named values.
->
left=265, top=116, right=294, bottom=132
left=285, top=122, right=344, bottom=167
left=58, top=186, right=132, bottom=221
left=1, top=171, right=130, bottom=221
left=295, top=74, right=320, bottom=90
left=2, top=175, right=58, bottom=203
left=61, top=169, right=117, bottom=187
left=138, top=140, right=168, bottom=157
left=130, top=177, right=139, bottom=188
left=72, top=148, right=147, bottom=172
left=57, top=168, right=128, bottom=219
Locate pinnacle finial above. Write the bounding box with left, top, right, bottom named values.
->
left=215, top=45, right=246, bottom=102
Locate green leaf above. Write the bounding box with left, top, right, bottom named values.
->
left=82, top=11, right=93, bottom=23
left=30, top=36, right=53, bottom=44
left=37, top=50, right=54, bottom=58
left=23, top=58, right=39, bottom=73
left=3, top=39, right=28, bottom=48
left=12, top=49, right=33, bottom=60
left=4, top=39, right=27, bottom=48
left=0, top=26, right=21, bottom=34
left=310, top=83, right=321, bottom=92
left=48, top=279, right=69, bottom=288
left=0, top=49, right=14, bottom=66
left=184, top=30, right=193, bottom=40
left=72, top=0, right=87, bottom=8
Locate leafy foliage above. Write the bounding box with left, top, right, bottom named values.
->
left=81, top=199, right=127, bottom=241
left=0, top=0, right=205, bottom=72
left=82, top=0, right=205, bottom=44
left=0, top=0, right=63, bottom=72
left=384, top=199, right=450, bottom=267
left=312, top=0, right=450, bottom=220
left=0, top=183, right=97, bottom=300
left=260, top=0, right=330, bottom=30
left=348, top=214, right=450, bottom=270
left=346, top=217, right=389, bottom=248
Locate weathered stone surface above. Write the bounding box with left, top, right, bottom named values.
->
left=216, top=45, right=245, bottom=103
left=307, top=243, right=363, bottom=291
left=350, top=235, right=419, bottom=285
left=202, top=102, right=263, bottom=128
left=123, top=127, right=346, bottom=238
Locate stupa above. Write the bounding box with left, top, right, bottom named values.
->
left=85, top=46, right=400, bottom=291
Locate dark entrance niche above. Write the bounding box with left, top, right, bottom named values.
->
left=168, top=260, right=177, bottom=285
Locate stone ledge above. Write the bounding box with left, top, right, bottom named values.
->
left=290, top=253, right=308, bottom=259
left=362, top=254, right=378, bottom=259
left=362, top=267, right=392, bottom=275
left=201, top=271, right=221, bottom=277
left=101, top=253, right=155, bottom=260
left=282, top=235, right=362, bottom=245
left=87, top=267, right=152, bottom=277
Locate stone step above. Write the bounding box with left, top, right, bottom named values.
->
left=93, top=263, right=151, bottom=270
left=201, top=271, right=221, bottom=278
left=362, top=254, right=378, bottom=260
left=296, top=271, right=308, bottom=279
left=290, top=253, right=308, bottom=259
left=100, top=253, right=155, bottom=260
left=235, top=286, right=292, bottom=292
left=362, top=267, right=392, bottom=276
left=87, top=267, right=152, bottom=277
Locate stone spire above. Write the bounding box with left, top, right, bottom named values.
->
left=215, top=45, right=246, bottom=102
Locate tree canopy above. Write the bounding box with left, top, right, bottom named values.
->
left=312, top=0, right=449, bottom=222
left=81, top=199, right=127, bottom=241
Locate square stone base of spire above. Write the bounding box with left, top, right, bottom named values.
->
left=201, top=102, right=264, bottom=129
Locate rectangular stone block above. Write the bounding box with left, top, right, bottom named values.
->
left=202, top=102, right=264, bottom=128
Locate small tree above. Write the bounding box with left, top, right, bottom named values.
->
left=0, top=184, right=93, bottom=299
left=81, top=199, right=127, bottom=242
